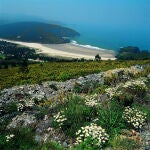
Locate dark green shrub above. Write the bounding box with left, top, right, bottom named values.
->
left=94, top=85, right=108, bottom=94
left=113, top=92, right=134, bottom=106
left=49, top=84, right=58, bottom=91
left=103, top=75, right=117, bottom=86
left=96, top=101, right=127, bottom=137
left=0, top=134, right=6, bottom=148
left=35, top=106, right=50, bottom=120
left=0, top=127, right=38, bottom=150
left=4, top=102, right=17, bottom=114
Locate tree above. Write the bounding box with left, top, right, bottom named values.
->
left=20, top=58, right=29, bottom=72
left=95, top=54, right=101, bottom=61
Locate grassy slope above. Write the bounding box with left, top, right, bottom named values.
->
left=0, top=60, right=150, bottom=91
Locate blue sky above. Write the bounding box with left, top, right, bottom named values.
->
left=0, top=0, right=150, bottom=28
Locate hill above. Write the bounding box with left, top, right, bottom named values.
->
left=0, top=63, right=150, bottom=149
left=0, top=22, right=80, bottom=44
left=116, top=46, right=150, bottom=60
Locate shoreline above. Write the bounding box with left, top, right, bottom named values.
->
left=0, top=38, right=116, bottom=60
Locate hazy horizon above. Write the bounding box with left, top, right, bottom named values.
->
left=0, top=0, right=150, bottom=28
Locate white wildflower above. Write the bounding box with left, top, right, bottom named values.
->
left=75, top=123, right=109, bottom=148
left=123, top=106, right=146, bottom=129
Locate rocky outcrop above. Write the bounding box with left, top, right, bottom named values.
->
left=0, top=73, right=103, bottom=106
left=7, top=112, right=36, bottom=129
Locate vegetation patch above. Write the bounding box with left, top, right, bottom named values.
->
left=0, top=63, right=150, bottom=149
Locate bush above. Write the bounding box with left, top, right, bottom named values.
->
left=35, top=106, right=50, bottom=120
left=49, top=84, right=58, bottom=91
left=96, top=101, right=126, bottom=137
left=112, top=92, right=134, bottom=106
left=0, top=127, right=38, bottom=150
left=123, top=106, right=147, bottom=130
left=94, top=85, right=108, bottom=94
left=84, top=94, right=100, bottom=107
left=4, top=102, right=17, bottom=114
left=53, top=111, right=67, bottom=128
left=52, top=95, right=97, bottom=137
left=132, top=103, right=150, bottom=122
left=75, top=123, right=109, bottom=149
left=123, top=79, right=147, bottom=98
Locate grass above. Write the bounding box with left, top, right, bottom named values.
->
left=52, top=95, right=97, bottom=138
left=96, top=100, right=127, bottom=137
left=0, top=60, right=150, bottom=91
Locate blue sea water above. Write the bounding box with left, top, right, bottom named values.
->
left=70, top=24, right=150, bottom=52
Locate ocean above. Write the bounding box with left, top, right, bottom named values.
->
left=70, top=24, right=150, bottom=52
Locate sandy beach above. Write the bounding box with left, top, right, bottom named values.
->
left=0, top=39, right=116, bottom=60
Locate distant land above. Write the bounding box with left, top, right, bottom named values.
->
left=0, top=22, right=80, bottom=44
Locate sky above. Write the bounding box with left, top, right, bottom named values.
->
left=0, top=0, right=150, bottom=29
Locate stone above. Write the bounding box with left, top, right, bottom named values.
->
left=7, top=112, right=36, bottom=129
left=62, top=141, right=68, bottom=147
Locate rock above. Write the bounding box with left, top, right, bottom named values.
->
left=0, top=72, right=103, bottom=106
left=7, top=112, right=36, bottom=129
left=63, top=141, right=68, bottom=147
left=145, top=145, right=150, bottom=150
left=140, top=123, right=150, bottom=149
left=99, top=94, right=109, bottom=102
left=35, top=135, right=42, bottom=143
left=36, top=120, right=51, bottom=134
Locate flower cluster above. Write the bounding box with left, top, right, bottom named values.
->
left=17, top=98, right=35, bottom=112
left=123, top=107, right=147, bottom=129
left=105, top=83, right=123, bottom=99
left=105, top=87, right=118, bottom=98
left=75, top=123, right=109, bottom=147
left=53, top=111, right=67, bottom=128
left=84, top=94, right=99, bottom=107
left=123, top=78, right=147, bottom=89
left=123, top=78, right=147, bottom=97
left=105, top=78, right=147, bottom=99
left=17, top=103, right=24, bottom=111
left=23, top=98, right=35, bottom=107
left=6, top=134, right=15, bottom=142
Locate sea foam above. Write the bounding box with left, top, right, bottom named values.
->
left=71, top=40, right=101, bottom=50
left=71, top=40, right=110, bottom=51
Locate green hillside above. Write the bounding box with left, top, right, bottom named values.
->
left=0, top=22, right=80, bottom=44
left=0, top=60, right=150, bottom=91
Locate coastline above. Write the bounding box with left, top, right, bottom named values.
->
left=0, top=38, right=116, bottom=60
